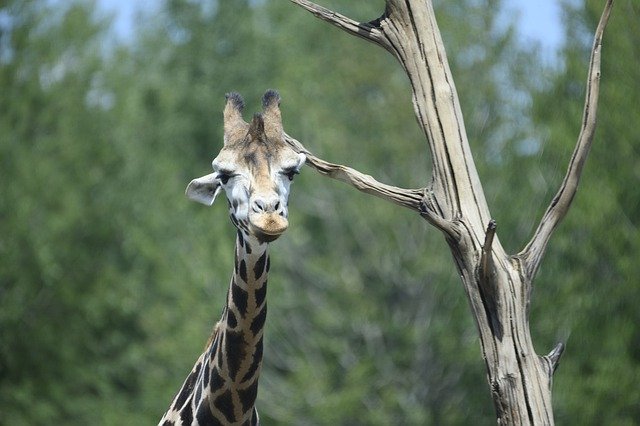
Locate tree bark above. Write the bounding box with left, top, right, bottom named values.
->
left=286, top=0, right=614, bottom=424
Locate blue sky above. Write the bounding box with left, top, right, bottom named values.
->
left=96, top=0, right=564, bottom=55
left=505, top=0, right=563, bottom=53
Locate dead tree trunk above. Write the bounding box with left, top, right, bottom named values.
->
left=284, top=0, right=614, bottom=424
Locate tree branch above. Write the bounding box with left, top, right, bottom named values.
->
left=519, top=0, right=614, bottom=280
left=543, top=342, right=566, bottom=377
left=283, top=133, right=424, bottom=212
left=289, top=0, right=390, bottom=51
left=418, top=190, right=459, bottom=237
left=480, top=219, right=497, bottom=283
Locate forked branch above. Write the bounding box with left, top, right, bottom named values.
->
left=519, top=0, right=614, bottom=281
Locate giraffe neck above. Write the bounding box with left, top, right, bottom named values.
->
left=160, top=231, right=269, bottom=425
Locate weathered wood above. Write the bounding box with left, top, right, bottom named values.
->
left=283, top=132, right=425, bottom=211
left=288, top=0, right=614, bottom=424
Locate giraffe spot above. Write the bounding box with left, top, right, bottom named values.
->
left=209, top=364, right=224, bottom=391
left=212, top=390, right=236, bottom=424
left=203, top=360, right=210, bottom=389
left=217, top=346, right=224, bottom=369
left=253, top=251, right=267, bottom=280
left=180, top=402, right=194, bottom=425
left=196, top=397, right=219, bottom=425
left=241, top=337, right=263, bottom=384
left=225, top=330, right=246, bottom=381
left=250, top=305, right=267, bottom=337
left=232, top=282, right=248, bottom=316
left=237, top=230, right=244, bottom=248
left=238, top=381, right=260, bottom=416
left=227, top=309, right=238, bottom=328
left=208, top=330, right=220, bottom=357
left=254, top=281, right=267, bottom=309
left=239, top=259, right=248, bottom=283
left=172, top=362, right=201, bottom=411
left=195, top=381, right=202, bottom=407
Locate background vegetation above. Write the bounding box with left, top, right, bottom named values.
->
left=1, top=0, right=637, bottom=424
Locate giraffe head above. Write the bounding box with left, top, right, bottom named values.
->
left=186, top=90, right=306, bottom=243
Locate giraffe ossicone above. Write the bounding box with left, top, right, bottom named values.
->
left=160, top=90, right=305, bottom=425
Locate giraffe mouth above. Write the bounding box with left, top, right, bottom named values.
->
left=252, top=230, right=281, bottom=243
left=249, top=213, right=288, bottom=242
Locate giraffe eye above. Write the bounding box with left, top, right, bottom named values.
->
left=217, top=172, right=232, bottom=185
left=282, top=168, right=299, bottom=182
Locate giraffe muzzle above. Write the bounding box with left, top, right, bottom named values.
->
left=249, top=213, right=289, bottom=242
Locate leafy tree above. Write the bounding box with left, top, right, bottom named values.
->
left=0, top=1, right=149, bottom=423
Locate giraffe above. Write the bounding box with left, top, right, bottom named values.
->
left=159, top=90, right=306, bottom=425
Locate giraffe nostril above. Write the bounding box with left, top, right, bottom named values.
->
left=251, top=195, right=284, bottom=214
left=253, top=199, right=266, bottom=213
left=252, top=196, right=282, bottom=213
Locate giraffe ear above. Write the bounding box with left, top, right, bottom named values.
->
left=185, top=173, right=221, bottom=206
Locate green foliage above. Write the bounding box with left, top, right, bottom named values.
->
left=0, top=0, right=636, bottom=424
left=0, top=2, right=146, bottom=423
left=528, top=1, right=640, bottom=424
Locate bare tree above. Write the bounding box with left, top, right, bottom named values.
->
left=283, top=0, right=615, bottom=424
